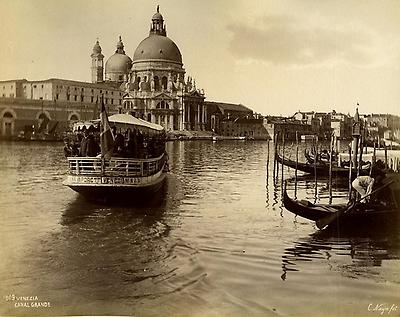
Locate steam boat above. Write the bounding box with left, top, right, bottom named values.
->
left=63, top=109, right=168, bottom=202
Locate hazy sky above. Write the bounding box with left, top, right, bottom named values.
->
left=0, top=0, right=399, bottom=116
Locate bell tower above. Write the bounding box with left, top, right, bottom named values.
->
left=91, top=39, right=104, bottom=83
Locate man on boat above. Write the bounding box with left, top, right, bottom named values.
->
left=352, top=176, right=375, bottom=203
left=351, top=165, right=386, bottom=203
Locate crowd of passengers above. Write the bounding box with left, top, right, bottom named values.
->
left=64, top=125, right=166, bottom=159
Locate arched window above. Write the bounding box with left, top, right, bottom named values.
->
left=70, top=114, right=79, bottom=121
left=147, top=113, right=152, bottom=122
left=161, top=100, right=165, bottom=109
left=161, top=76, right=167, bottom=90
left=154, top=76, right=160, bottom=91
left=3, top=112, right=13, bottom=118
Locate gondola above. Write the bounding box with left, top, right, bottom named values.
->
left=275, top=152, right=369, bottom=177
left=304, top=149, right=337, bottom=165
left=282, top=174, right=400, bottom=229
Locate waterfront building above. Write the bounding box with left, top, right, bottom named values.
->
left=0, top=78, right=123, bottom=138
left=329, top=110, right=352, bottom=139
left=263, top=116, right=313, bottom=140
left=363, top=113, right=400, bottom=141
left=205, top=101, right=253, bottom=134
left=293, top=110, right=331, bottom=138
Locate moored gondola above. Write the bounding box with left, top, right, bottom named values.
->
left=283, top=174, right=400, bottom=229
left=275, top=152, right=369, bottom=177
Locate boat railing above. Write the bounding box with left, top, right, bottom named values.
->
left=67, top=154, right=166, bottom=177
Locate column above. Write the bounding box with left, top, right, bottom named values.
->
left=170, top=114, right=174, bottom=131
left=187, top=103, right=191, bottom=130
left=197, top=104, right=201, bottom=131
left=202, top=104, right=205, bottom=130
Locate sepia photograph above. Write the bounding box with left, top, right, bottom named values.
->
left=0, top=0, right=399, bottom=316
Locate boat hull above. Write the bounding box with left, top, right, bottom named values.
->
left=283, top=188, right=400, bottom=229
left=64, top=171, right=167, bottom=203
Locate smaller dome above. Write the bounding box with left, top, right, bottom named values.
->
left=105, top=53, right=132, bottom=73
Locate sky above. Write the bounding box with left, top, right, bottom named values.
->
left=0, top=0, right=399, bottom=116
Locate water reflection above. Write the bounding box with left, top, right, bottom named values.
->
left=281, top=228, right=400, bottom=281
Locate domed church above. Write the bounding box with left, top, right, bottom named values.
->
left=91, top=6, right=207, bottom=131
left=125, top=6, right=207, bottom=131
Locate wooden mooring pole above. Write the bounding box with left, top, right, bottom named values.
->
left=348, top=145, right=353, bottom=200
left=295, top=131, right=299, bottom=199
left=328, top=133, right=334, bottom=204
left=314, top=135, right=318, bottom=200
left=370, top=139, right=376, bottom=176
left=266, top=138, right=270, bottom=180
left=281, top=131, right=285, bottom=196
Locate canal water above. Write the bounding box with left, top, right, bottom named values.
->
left=0, top=140, right=399, bottom=317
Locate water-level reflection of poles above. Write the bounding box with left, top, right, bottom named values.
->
left=295, top=131, right=299, bottom=199
left=328, top=133, right=334, bottom=204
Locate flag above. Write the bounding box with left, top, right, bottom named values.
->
left=100, top=98, right=114, bottom=159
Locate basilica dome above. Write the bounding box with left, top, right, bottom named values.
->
left=105, top=53, right=132, bottom=73
left=133, top=35, right=182, bottom=65
left=133, top=6, right=182, bottom=65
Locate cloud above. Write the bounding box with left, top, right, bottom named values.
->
left=227, top=15, right=375, bottom=67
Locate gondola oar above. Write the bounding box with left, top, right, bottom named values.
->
left=316, top=179, right=395, bottom=230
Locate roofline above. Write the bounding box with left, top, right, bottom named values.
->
left=0, top=78, right=123, bottom=90
left=204, top=100, right=252, bottom=112
left=0, top=79, right=28, bottom=83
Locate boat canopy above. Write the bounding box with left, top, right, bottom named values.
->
left=106, top=114, right=164, bottom=132
left=73, top=114, right=165, bottom=133
left=72, top=121, right=96, bottom=133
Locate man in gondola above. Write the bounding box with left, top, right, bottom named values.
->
left=352, top=163, right=386, bottom=203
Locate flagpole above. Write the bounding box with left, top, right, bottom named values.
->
left=101, top=94, right=105, bottom=175
left=100, top=94, right=115, bottom=175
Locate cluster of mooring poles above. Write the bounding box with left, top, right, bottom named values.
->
left=268, top=107, right=385, bottom=206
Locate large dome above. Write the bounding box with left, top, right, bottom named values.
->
left=133, top=34, right=182, bottom=65
left=105, top=53, right=132, bottom=73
